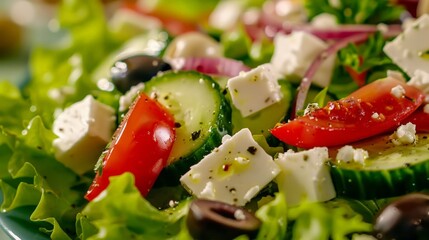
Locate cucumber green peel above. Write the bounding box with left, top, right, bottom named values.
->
left=330, top=133, right=429, bottom=199
left=144, top=71, right=232, bottom=186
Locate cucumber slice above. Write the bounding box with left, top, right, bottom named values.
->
left=144, top=71, right=231, bottom=185
left=330, top=133, right=429, bottom=199
left=228, top=79, right=293, bottom=136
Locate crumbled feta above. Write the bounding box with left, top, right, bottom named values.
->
left=391, top=122, right=417, bottom=146
left=119, top=82, right=145, bottom=112
left=208, top=0, right=245, bottom=30
left=180, top=128, right=280, bottom=206
left=274, top=147, right=336, bottom=207
left=304, top=102, right=320, bottom=115
left=390, top=84, right=406, bottom=98
left=270, top=31, right=336, bottom=88
left=227, top=64, right=283, bottom=117
left=424, top=104, right=429, bottom=114
left=407, top=69, right=429, bottom=94
left=234, top=209, right=246, bottom=221
left=269, top=0, right=306, bottom=24
left=383, top=14, right=429, bottom=77
left=311, top=13, right=338, bottom=29
left=336, top=145, right=369, bottom=165
left=387, top=70, right=406, bottom=82
left=53, top=95, right=116, bottom=174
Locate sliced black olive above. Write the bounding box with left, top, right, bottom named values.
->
left=110, top=55, right=172, bottom=93
left=187, top=199, right=261, bottom=240
left=373, top=193, right=429, bottom=240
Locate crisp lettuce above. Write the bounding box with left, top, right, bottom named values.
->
left=305, top=0, right=404, bottom=24
left=78, top=173, right=190, bottom=240
left=0, top=117, right=88, bottom=239
left=26, top=0, right=121, bottom=126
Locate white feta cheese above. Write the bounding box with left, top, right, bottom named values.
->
left=119, top=82, right=145, bottom=112
left=383, top=14, right=429, bottom=77
left=391, top=122, right=417, bottom=146
left=180, top=128, right=280, bottom=206
left=336, top=145, right=369, bottom=165
left=274, top=147, right=336, bottom=207
left=424, top=103, right=429, bottom=113
left=270, top=0, right=306, bottom=24
left=390, top=84, right=406, bottom=98
left=209, top=0, right=245, bottom=30
left=407, top=69, right=429, bottom=94
left=53, top=95, right=116, bottom=175
left=386, top=70, right=406, bottom=82
left=270, top=31, right=336, bottom=87
left=311, top=13, right=338, bottom=29
left=303, top=102, right=320, bottom=115
left=227, top=64, right=283, bottom=117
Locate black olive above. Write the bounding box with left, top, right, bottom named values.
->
left=186, top=199, right=261, bottom=240
left=110, top=55, right=172, bottom=93
left=373, top=193, right=429, bottom=240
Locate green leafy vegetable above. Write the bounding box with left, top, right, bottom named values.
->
left=0, top=117, right=88, bottom=238
left=255, top=193, right=288, bottom=240
left=288, top=200, right=372, bottom=240
left=305, top=0, right=404, bottom=24
left=330, top=32, right=404, bottom=98
left=80, top=173, right=190, bottom=240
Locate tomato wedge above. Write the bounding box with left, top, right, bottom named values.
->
left=85, top=93, right=175, bottom=201
left=271, top=77, right=425, bottom=148
left=402, top=105, right=429, bottom=133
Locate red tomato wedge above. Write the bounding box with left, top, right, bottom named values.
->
left=85, top=93, right=176, bottom=201
left=271, top=77, right=425, bottom=148
left=402, top=105, right=429, bottom=133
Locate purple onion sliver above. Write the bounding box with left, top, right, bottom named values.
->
left=170, top=57, right=251, bottom=77
left=293, top=33, right=371, bottom=117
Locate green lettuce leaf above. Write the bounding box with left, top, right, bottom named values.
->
left=79, top=173, right=190, bottom=240
left=0, top=116, right=89, bottom=238
left=0, top=81, right=34, bottom=134
left=330, top=32, right=404, bottom=98
left=255, top=193, right=288, bottom=240
left=305, top=0, right=404, bottom=24
left=288, top=200, right=372, bottom=240
left=26, top=0, right=120, bottom=126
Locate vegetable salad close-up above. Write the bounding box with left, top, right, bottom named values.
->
left=1, top=0, right=429, bottom=239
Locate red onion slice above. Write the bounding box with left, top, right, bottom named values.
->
left=292, top=33, right=372, bottom=117
left=169, top=57, right=251, bottom=77
left=259, top=10, right=403, bottom=40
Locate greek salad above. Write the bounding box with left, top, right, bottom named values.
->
left=1, top=0, right=429, bottom=239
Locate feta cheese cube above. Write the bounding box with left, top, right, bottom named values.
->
left=390, top=85, right=406, bottom=98
left=384, top=14, right=429, bottom=77
left=390, top=122, right=417, bottom=146
left=336, top=145, right=369, bottom=165
left=209, top=0, right=245, bottom=30
left=53, top=95, right=116, bottom=175
left=274, top=147, right=336, bottom=207
left=311, top=13, right=338, bottom=29
left=270, top=31, right=336, bottom=87
left=407, top=69, right=429, bottom=94
left=386, top=70, right=406, bottom=82
left=227, top=64, right=283, bottom=117
left=180, top=128, right=280, bottom=206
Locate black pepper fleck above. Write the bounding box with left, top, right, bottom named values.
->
left=191, top=130, right=201, bottom=141
left=247, top=146, right=257, bottom=155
